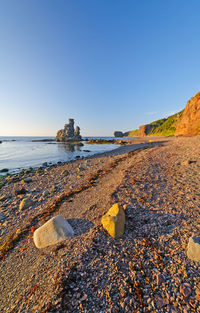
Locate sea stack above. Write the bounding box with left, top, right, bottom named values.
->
left=56, top=118, right=82, bottom=142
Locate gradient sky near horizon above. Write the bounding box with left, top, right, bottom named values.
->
left=0, top=1, right=200, bottom=136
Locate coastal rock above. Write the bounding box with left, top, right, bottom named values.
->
left=0, top=168, right=9, bottom=173
left=187, top=235, right=200, bottom=262
left=56, top=118, right=82, bottom=142
left=114, top=131, right=124, bottom=137
left=175, top=92, right=200, bottom=136
left=19, top=198, right=34, bottom=211
left=101, top=203, right=125, bottom=238
left=33, top=215, right=74, bottom=248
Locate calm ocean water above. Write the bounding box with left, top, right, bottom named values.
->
left=0, top=136, right=119, bottom=174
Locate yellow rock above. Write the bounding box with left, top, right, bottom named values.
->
left=101, top=203, right=125, bottom=238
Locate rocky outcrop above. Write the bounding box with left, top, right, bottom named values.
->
left=175, top=92, right=200, bottom=136
left=56, top=118, right=82, bottom=142
left=114, top=131, right=124, bottom=137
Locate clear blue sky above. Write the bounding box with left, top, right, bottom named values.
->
left=0, top=0, right=200, bottom=136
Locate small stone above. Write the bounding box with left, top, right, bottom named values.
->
left=0, top=212, right=7, bottom=221
left=101, top=203, right=125, bottom=238
left=155, top=295, right=169, bottom=308
left=0, top=194, right=12, bottom=201
left=33, top=215, right=74, bottom=248
left=187, top=235, right=200, bottom=262
left=24, top=177, right=32, bottom=183
left=62, top=170, right=69, bottom=176
left=42, top=190, right=49, bottom=197
left=19, top=198, right=34, bottom=211
left=14, top=187, right=27, bottom=196
left=180, top=283, right=192, bottom=298
left=81, top=294, right=87, bottom=301
left=50, top=186, right=56, bottom=193
left=155, top=272, right=165, bottom=285
left=181, top=160, right=191, bottom=166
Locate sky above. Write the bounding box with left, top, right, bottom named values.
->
left=0, top=0, right=200, bottom=136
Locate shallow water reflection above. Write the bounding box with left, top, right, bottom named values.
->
left=58, top=142, right=84, bottom=152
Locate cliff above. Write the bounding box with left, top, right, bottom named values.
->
left=138, top=124, right=157, bottom=136
left=175, top=92, right=200, bottom=136
left=116, top=91, right=200, bottom=137
left=115, top=111, right=183, bottom=137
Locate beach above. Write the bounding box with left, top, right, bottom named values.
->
left=0, top=136, right=200, bottom=312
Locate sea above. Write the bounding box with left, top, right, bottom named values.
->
left=0, top=136, right=119, bottom=175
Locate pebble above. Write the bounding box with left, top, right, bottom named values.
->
left=180, top=283, right=192, bottom=298
left=0, top=212, right=7, bottom=221
left=0, top=194, right=12, bottom=201
left=24, top=177, right=32, bottom=183
left=19, top=198, right=34, bottom=211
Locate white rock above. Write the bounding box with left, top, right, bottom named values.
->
left=187, top=236, right=200, bottom=262
left=33, top=215, right=74, bottom=249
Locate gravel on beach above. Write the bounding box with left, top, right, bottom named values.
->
left=0, top=136, right=200, bottom=313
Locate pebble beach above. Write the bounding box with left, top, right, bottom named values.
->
left=0, top=136, right=200, bottom=312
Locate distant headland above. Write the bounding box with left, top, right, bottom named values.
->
left=114, top=91, right=200, bottom=137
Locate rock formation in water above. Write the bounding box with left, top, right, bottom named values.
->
left=175, top=92, right=200, bottom=136
left=56, top=118, right=82, bottom=142
left=114, top=131, right=124, bottom=137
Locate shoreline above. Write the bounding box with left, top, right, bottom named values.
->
left=0, top=136, right=200, bottom=312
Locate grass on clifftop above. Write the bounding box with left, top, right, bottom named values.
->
left=149, top=110, right=184, bottom=136
left=125, top=110, right=184, bottom=137
left=124, top=129, right=139, bottom=137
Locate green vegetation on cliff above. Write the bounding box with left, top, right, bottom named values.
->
left=123, top=129, right=139, bottom=137
left=149, top=110, right=184, bottom=136
left=126, top=110, right=184, bottom=137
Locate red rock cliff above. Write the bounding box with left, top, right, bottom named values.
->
left=175, top=92, right=200, bottom=136
left=138, top=124, right=157, bottom=136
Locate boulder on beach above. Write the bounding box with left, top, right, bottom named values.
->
left=187, top=235, right=200, bottom=262
left=33, top=215, right=74, bottom=248
left=101, top=203, right=125, bottom=238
